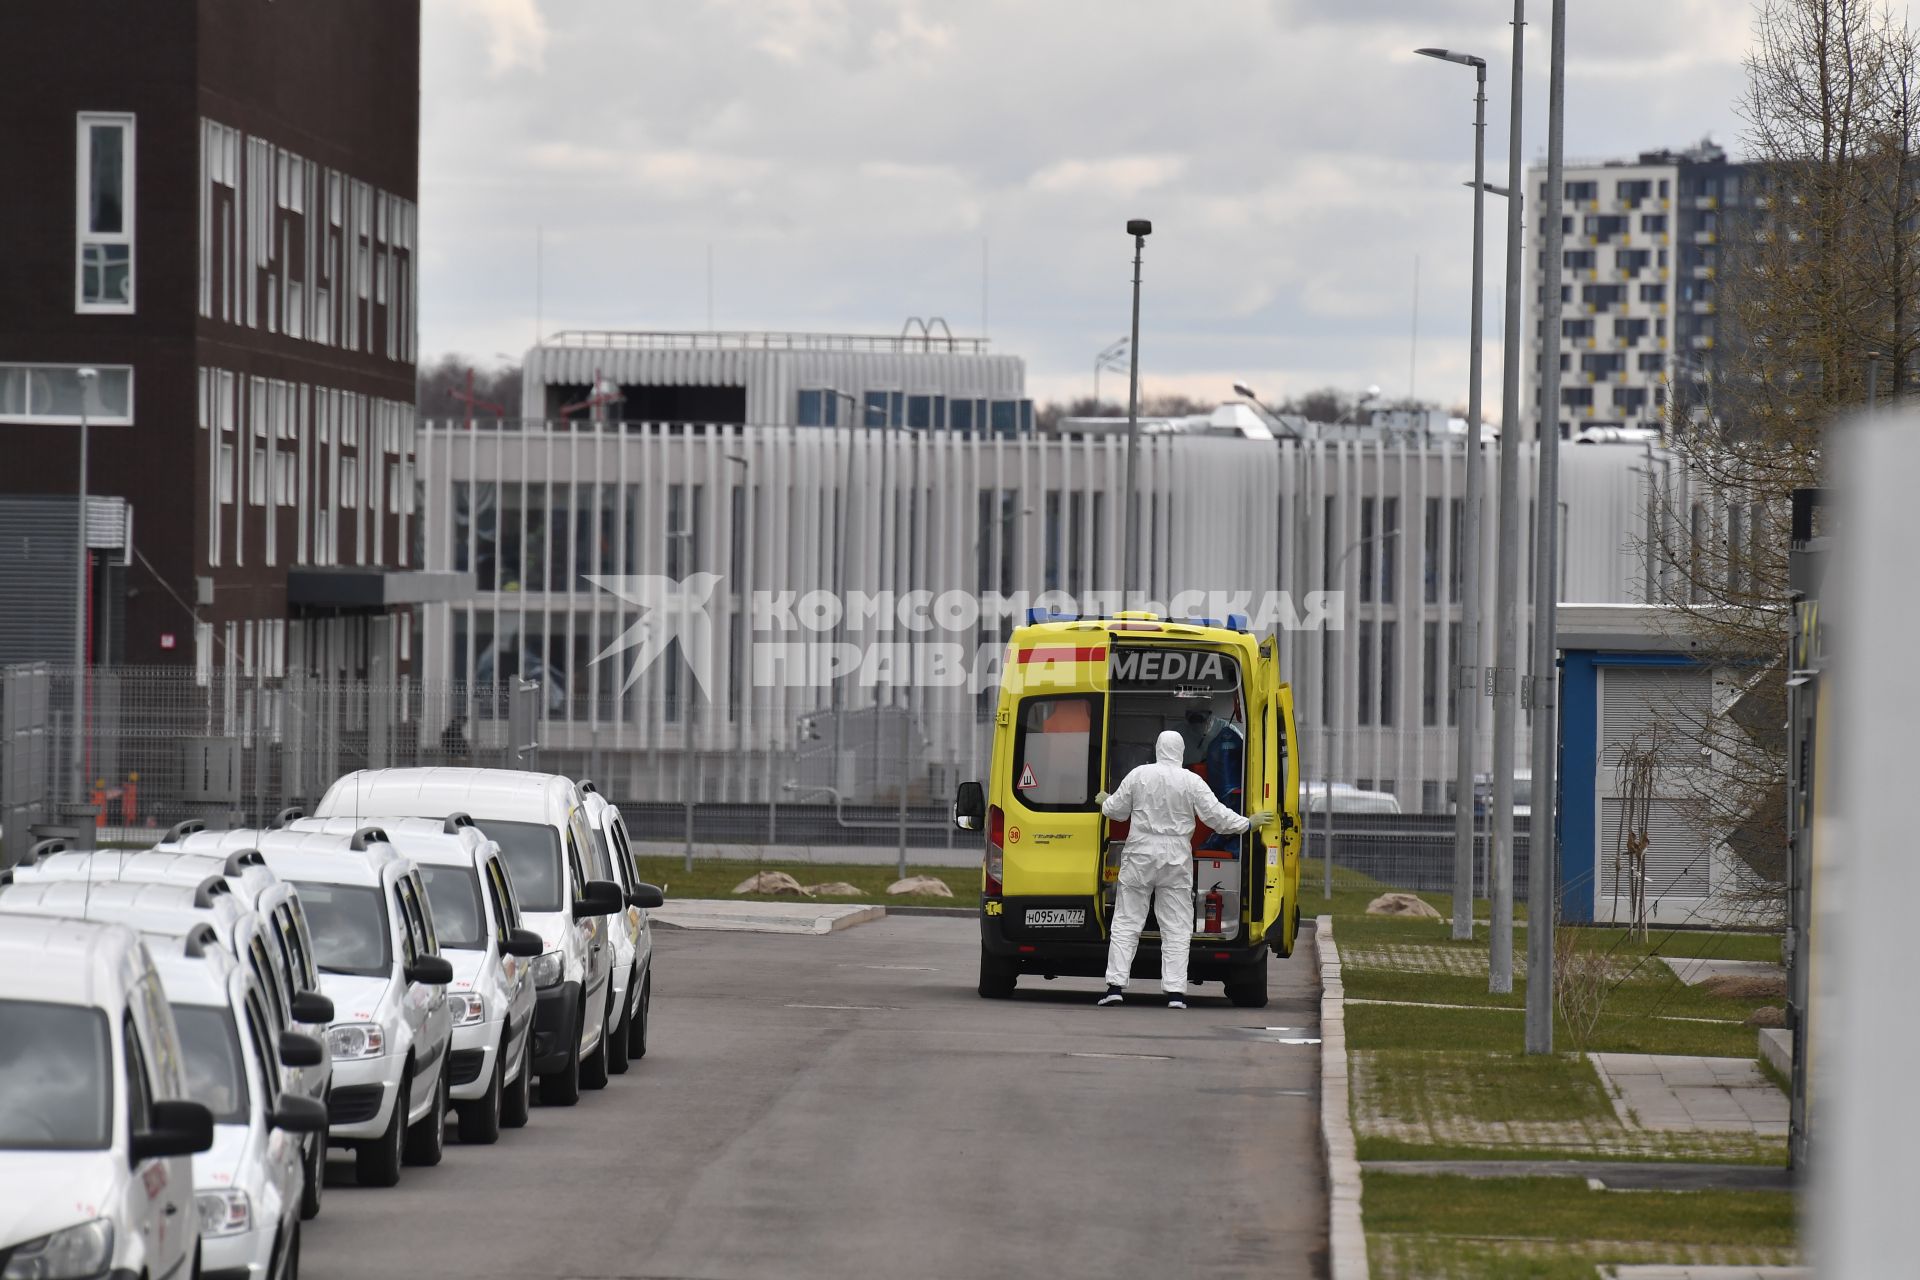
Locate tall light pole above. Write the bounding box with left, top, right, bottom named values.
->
left=1526, top=0, right=1569, bottom=1055
left=73, top=366, right=98, bottom=807
left=1121, top=219, right=1151, bottom=600
left=1484, top=0, right=1528, bottom=996
left=1414, top=46, right=1488, bottom=944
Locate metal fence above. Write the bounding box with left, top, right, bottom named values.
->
left=1, top=662, right=1534, bottom=906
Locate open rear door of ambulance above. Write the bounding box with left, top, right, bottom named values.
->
left=1258, top=634, right=1303, bottom=957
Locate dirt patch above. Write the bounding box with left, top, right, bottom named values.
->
left=1701, top=974, right=1787, bottom=1001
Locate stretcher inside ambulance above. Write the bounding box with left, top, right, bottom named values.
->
left=954, top=613, right=1303, bottom=1006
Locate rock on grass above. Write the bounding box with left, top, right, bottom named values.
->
left=1366, top=892, right=1441, bottom=919
left=732, top=871, right=809, bottom=896
left=803, top=881, right=864, bottom=897
left=887, top=875, right=952, bottom=897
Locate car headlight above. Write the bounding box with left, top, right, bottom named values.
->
left=450, top=992, right=486, bottom=1026
left=325, top=1022, right=385, bottom=1059
left=1, top=1217, right=113, bottom=1279
left=531, top=950, right=565, bottom=989
left=194, top=1188, right=252, bottom=1238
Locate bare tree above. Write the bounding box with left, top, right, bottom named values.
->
left=417, top=354, right=522, bottom=424
left=1648, top=0, right=1920, bottom=912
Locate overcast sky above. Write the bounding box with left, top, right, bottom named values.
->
left=419, top=0, right=1757, bottom=408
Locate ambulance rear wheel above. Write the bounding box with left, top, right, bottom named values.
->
left=1225, top=964, right=1269, bottom=1008
left=978, top=947, right=1018, bottom=999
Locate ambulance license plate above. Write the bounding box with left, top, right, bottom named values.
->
left=1025, top=908, right=1085, bottom=928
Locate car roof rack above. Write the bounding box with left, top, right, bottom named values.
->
left=182, top=923, right=221, bottom=958
left=163, top=818, right=207, bottom=844
left=349, top=826, right=390, bottom=851
left=443, top=812, right=475, bottom=833
left=23, top=837, right=72, bottom=865
left=270, top=806, right=305, bottom=829
left=222, top=850, right=265, bottom=875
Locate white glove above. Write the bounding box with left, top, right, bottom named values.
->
left=1249, top=810, right=1274, bottom=828
left=1094, top=790, right=1111, bottom=807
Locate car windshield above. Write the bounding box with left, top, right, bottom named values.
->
left=291, top=882, right=391, bottom=977
left=481, top=821, right=562, bottom=912
left=171, top=1004, right=248, bottom=1124
left=0, top=1000, right=112, bottom=1150
left=418, top=866, right=484, bottom=950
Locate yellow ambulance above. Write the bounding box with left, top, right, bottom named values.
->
left=952, top=610, right=1304, bottom=1006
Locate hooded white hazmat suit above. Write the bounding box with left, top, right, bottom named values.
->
left=1099, top=729, right=1254, bottom=992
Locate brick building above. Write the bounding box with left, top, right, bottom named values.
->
left=0, top=0, right=451, bottom=682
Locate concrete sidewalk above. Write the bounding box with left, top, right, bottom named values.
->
left=1591, top=1054, right=1788, bottom=1138
left=650, top=898, right=884, bottom=936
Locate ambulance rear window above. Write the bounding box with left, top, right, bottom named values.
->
left=1011, top=694, right=1102, bottom=810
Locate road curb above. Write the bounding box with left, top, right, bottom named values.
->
left=1318, top=913, right=1369, bottom=1280
left=884, top=904, right=975, bottom=918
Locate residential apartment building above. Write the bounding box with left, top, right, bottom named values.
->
left=0, top=0, right=438, bottom=683
left=1529, top=140, right=1748, bottom=439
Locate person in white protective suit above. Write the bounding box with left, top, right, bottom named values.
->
left=1095, top=729, right=1272, bottom=1008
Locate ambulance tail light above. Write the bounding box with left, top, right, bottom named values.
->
left=984, top=805, right=1005, bottom=895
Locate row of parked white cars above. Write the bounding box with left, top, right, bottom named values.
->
left=0, top=767, right=661, bottom=1280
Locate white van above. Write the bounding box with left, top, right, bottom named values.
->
left=578, top=782, right=663, bottom=1066
left=313, top=769, right=625, bottom=1107
left=0, top=915, right=214, bottom=1280
left=282, top=812, right=542, bottom=1143
left=149, top=928, right=327, bottom=1279
left=255, top=830, right=454, bottom=1188
left=11, top=837, right=338, bottom=1220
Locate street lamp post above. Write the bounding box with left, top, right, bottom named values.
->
left=1486, top=0, right=1528, bottom=997
left=1121, top=219, right=1151, bottom=600
left=1414, top=45, right=1489, bottom=944
left=1321, top=525, right=1402, bottom=899
left=73, top=367, right=97, bottom=810
left=1525, top=0, right=1570, bottom=1056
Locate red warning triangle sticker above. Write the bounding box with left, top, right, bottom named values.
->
left=1017, top=763, right=1038, bottom=789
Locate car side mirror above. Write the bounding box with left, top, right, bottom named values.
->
left=406, top=954, right=454, bottom=986
left=131, top=1099, right=214, bottom=1161
left=628, top=882, right=664, bottom=910
left=572, top=879, right=624, bottom=919
left=502, top=927, right=544, bottom=959
left=953, top=781, right=985, bottom=832
left=270, top=1094, right=329, bottom=1135
left=289, top=990, right=334, bottom=1024
left=278, top=1031, right=324, bottom=1069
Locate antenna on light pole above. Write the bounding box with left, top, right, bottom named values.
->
left=1121, top=219, right=1152, bottom=600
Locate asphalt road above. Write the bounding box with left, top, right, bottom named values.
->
left=301, top=915, right=1328, bottom=1280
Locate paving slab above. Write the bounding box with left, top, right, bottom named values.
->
left=650, top=898, right=885, bottom=935
left=1659, top=956, right=1783, bottom=987
left=1591, top=1053, right=1787, bottom=1136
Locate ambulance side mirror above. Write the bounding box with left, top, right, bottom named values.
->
left=953, top=781, right=985, bottom=832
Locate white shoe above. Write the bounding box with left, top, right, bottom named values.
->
left=1096, top=988, right=1124, bottom=1007
left=1166, top=995, right=1187, bottom=1010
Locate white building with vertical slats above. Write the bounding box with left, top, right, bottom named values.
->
left=414, top=370, right=1679, bottom=811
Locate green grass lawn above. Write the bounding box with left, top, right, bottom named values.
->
left=1364, top=1172, right=1798, bottom=1279
left=632, top=856, right=978, bottom=909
